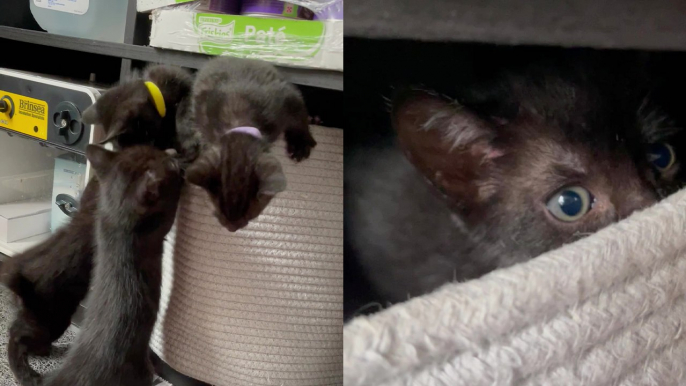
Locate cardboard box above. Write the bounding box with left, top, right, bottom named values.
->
left=0, top=201, right=51, bottom=243
left=138, top=0, right=195, bottom=12
left=150, top=8, right=343, bottom=71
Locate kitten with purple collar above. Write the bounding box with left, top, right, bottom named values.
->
left=345, top=56, right=686, bottom=318
left=185, top=57, right=316, bottom=232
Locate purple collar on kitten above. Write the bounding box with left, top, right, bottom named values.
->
left=225, top=126, right=262, bottom=139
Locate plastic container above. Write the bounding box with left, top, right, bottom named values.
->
left=313, top=0, right=342, bottom=20
left=240, top=0, right=314, bottom=20
left=29, top=0, right=129, bottom=43
left=209, top=0, right=242, bottom=14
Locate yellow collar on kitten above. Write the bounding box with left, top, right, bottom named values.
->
left=144, top=81, right=166, bottom=118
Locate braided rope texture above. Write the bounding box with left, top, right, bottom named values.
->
left=150, top=126, right=343, bottom=386
left=344, top=188, right=686, bottom=386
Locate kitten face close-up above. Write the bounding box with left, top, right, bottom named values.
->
left=394, top=88, right=682, bottom=259
left=346, top=52, right=686, bottom=311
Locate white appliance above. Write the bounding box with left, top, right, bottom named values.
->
left=0, top=68, right=103, bottom=256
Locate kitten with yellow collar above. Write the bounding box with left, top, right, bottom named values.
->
left=82, top=64, right=198, bottom=164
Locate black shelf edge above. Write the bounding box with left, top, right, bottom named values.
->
left=346, top=0, right=686, bottom=52
left=0, top=26, right=343, bottom=91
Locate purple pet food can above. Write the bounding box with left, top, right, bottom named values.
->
left=313, top=0, right=343, bottom=20
left=240, top=0, right=314, bottom=20
left=209, top=0, right=242, bottom=15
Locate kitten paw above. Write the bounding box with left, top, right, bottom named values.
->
left=285, top=130, right=317, bottom=162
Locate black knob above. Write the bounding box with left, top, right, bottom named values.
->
left=52, top=102, right=83, bottom=145
left=56, top=111, right=70, bottom=136
left=56, top=194, right=79, bottom=217
left=0, top=96, right=14, bottom=118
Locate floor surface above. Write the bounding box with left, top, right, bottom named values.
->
left=0, top=286, right=76, bottom=386
left=0, top=287, right=171, bottom=385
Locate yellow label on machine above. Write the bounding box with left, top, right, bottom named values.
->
left=0, top=90, right=48, bottom=140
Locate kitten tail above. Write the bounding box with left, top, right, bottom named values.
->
left=8, top=277, right=43, bottom=386
left=8, top=335, right=42, bottom=386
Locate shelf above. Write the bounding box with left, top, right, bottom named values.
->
left=0, top=232, right=51, bottom=257
left=0, top=26, right=343, bottom=91
left=346, top=0, right=686, bottom=51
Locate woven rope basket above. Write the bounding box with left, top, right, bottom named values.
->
left=151, top=125, right=343, bottom=386
left=344, top=188, right=686, bottom=386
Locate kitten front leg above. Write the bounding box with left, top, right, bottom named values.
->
left=285, top=125, right=317, bottom=162
left=172, top=98, right=205, bottom=170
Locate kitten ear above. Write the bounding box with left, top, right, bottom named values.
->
left=135, top=170, right=162, bottom=207
left=97, top=84, right=152, bottom=145
left=243, top=154, right=287, bottom=222
left=256, top=154, right=287, bottom=196
left=392, top=90, right=502, bottom=210
left=82, top=103, right=100, bottom=125
left=186, top=147, right=221, bottom=189
left=98, top=106, right=136, bottom=145
left=86, top=145, right=117, bottom=177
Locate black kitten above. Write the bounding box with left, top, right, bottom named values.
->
left=185, top=57, right=316, bottom=231
left=1, top=64, right=193, bottom=385
left=82, top=64, right=197, bottom=161
left=1, top=181, right=97, bottom=386
left=42, top=145, right=182, bottom=386
left=346, top=56, right=683, bottom=316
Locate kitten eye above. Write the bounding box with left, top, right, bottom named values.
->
left=546, top=186, right=594, bottom=222
left=648, top=143, right=676, bottom=172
